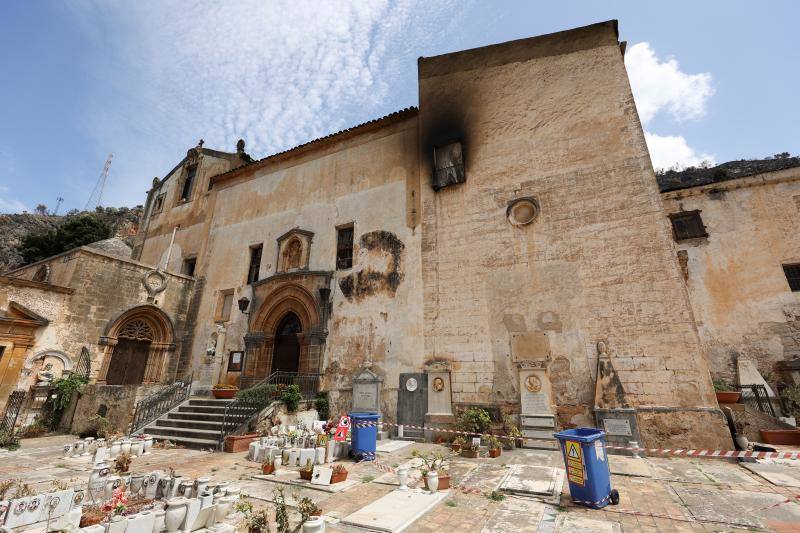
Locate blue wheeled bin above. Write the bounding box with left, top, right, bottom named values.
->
left=349, top=412, right=379, bottom=461
left=553, top=427, right=619, bottom=508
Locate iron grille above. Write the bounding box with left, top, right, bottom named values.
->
left=74, top=347, right=91, bottom=380
left=737, top=384, right=777, bottom=418
left=669, top=211, right=707, bottom=241
left=783, top=264, right=800, bottom=292
left=130, top=376, right=193, bottom=434
left=0, top=390, right=27, bottom=434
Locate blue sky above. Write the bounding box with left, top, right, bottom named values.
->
left=1, top=1, right=797, bottom=213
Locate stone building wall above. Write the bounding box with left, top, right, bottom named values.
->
left=661, top=166, right=800, bottom=389
left=417, top=21, right=728, bottom=448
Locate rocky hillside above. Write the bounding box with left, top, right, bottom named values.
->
left=0, top=206, right=142, bottom=273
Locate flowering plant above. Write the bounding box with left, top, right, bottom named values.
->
left=102, top=488, right=128, bottom=517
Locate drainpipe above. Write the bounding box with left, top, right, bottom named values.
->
left=163, top=226, right=179, bottom=271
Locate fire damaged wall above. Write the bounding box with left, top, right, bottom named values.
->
left=339, top=230, right=405, bottom=302
left=417, top=21, right=729, bottom=448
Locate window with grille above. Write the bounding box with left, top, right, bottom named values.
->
left=336, top=225, right=354, bottom=270
left=783, top=264, right=800, bottom=292
left=180, top=165, right=197, bottom=201
left=153, top=193, right=166, bottom=213
left=247, top=245, right=262, bottom=284
left=669, top=211, right=707, bottom=241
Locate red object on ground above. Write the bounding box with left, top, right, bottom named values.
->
left=223, top=433, right=259, bottom=453
left=760, top=430, right=800, bottom=445
left=334, top=415, right=351, bottom=442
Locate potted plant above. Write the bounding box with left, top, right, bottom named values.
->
left=212, top=383, right=240, bottom=399
left=713, top=380, right=741, bottom=403
left=298, top=496, right=322, bottom=517
left=502, top=414, right=522, bottom=450
left=299, top=459, right=314, bottom=481
left=488, top=436, right=502, bottom=458
left=79, top=505, right=105, bottom=527
left=261, top=456, right=275, bottom=475
left=224, top=433, right=260, bottom=453
left=460, top=441, right=480, bottom=459
left=413, top=450, right=450, bottom=490
left=451, top=436, right=465, bottom=454
left=330, top=464, right=348, bottom=484
left=114, top=452, right=132, bottom=474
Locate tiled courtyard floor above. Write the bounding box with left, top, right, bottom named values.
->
left=2, top=435, right=799, bottom=532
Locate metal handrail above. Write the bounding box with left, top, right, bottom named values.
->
left=737, top=384, right=777, bottom=418
left=0, top=390, right=27, bottom=434
left=130, top=376, right=193, bottom=434
left=217, top=399, right=265, bottom=449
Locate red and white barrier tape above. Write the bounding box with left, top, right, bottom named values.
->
left=351, top=420, right=800, bottom=460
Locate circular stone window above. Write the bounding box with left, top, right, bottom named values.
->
left=507, top=197, right=540, bottom=226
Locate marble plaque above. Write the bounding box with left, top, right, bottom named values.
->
left=602, top=418, right=632, bottom=436
left=519, top=369, right=553, bottom=415
left=353, top=368, right=382, bottom=413
left=426, top=371, right=453, bottom=415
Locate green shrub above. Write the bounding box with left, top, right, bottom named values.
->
left=18, top=419, right=47, bottom=438
left=456, top=407, right=492, bottom=435
left=280, top=384, right=302, bottom=412
left=79, top=415, right=113, bottom=439
left=235, top=383, right=278, bottom=406
left=713, top=379, right=733, bottom=392
left=44, top=373, right=88, bottom=430
left=314, top=391, right=330, bottom=420
left=0, top=431, right=20, bottom=451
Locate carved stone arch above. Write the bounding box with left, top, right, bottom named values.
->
left=242, top=282, right=323, bottom=386
left=23, top=350, right=74, bottom=373
left=97, top=305, right=176, bottom=385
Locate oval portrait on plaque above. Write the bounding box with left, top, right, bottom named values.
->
left=432, top=377, right=445, bottom=392
left=525, top=375, right=542, bottom=393
left=405, top=377, right=418, bottom=392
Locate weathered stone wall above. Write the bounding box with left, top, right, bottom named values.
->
left=190, top=115, right=423, bottom=420
left=72, top=383, right=162, bottom=435
left=5, top=248, right=194, bottom=383
left=417, top=22, right=728, bottom=447
left=662, top=167, right=800, bottom=390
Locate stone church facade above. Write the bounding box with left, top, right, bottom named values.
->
left=2, top=20, right=749, bottom=448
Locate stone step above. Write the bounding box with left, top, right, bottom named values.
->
left=187, top=398, right=235, bottom=407
left=154, top=418, right=224, bottom=431
left=145, top=425, right=222, bottom=442
left=177, top=405, right=229, bottom=414
left=166, top=412, right=226, bottom=423
left=151, top=434, right=219, bottom=449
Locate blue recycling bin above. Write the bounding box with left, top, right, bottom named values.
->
left=553, top=427, right=618, bottom=508
left=349, top=412, right=379, bottom=461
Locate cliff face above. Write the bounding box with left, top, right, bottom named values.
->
left=0, top=206, right=142, bottom=273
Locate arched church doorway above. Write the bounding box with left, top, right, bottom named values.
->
left=272, top=312, right=301, bottom=374
left=98, top=306, right=176, bottom=385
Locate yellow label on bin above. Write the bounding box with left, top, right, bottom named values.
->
left=565, top=440, right=585, bottom=486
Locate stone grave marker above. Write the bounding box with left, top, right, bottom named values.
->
left=352, top=367, right=382, bottom=413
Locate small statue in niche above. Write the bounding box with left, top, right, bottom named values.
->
left=37, top=363, right=56, bottom=386
left=282, top=239, right=302, bottom=271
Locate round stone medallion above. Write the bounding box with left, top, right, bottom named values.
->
left=525, top=375, right=542, bottom=393
left=405, top=377, right=418, bottom=392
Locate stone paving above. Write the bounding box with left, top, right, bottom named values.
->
left=2, top=436, right=800, bottom=532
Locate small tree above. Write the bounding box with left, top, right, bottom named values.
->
left=18, top=213, right=113, bottom=264
left=35, top=204, right=48, bottom=215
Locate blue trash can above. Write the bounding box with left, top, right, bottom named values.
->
left=349, top=412, right=379, bottom=461
left=553, top=427, right=618, bottom=508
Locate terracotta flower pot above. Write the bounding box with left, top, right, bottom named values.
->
left=460, top=449, right=479, bottom=459
left=424, top=473, right=450, bottom=490
left=760, top=429, right=800, bottom=445
left=224, top=433, right=259, bottom=453
left=451, top=444, right=462, bottom=453
left=330, top=470, right=348, bottom=484
left=262, top=463, right=275, bottom=475
left=299, top=470, right=314, bottom=481
left=212, top=388, right=239, bottom=399
left=489, top=448, right=501, bottom=458
left=715, top=391, right=741, bottom=403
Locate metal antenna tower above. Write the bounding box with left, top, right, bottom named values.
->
left=54, top=197, right=64, bottom=215
left=85, top=153, right=113, bottom=211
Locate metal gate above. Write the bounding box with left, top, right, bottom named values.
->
left=397, top=373, right=427, bottom=438
left=0, top=390, right=27, bottom=434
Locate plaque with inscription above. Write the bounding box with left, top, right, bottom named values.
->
left=602, top=418, right=632, bottom=436
left=352, top=367, right=383, bottom=413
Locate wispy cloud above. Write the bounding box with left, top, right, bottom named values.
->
left=626, top=42, right=716, bottom=170
left=69, top=0, right=463, bottom=207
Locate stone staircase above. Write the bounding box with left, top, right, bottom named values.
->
left=140, top=397, right=232, bottom=449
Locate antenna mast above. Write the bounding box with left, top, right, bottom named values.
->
left=54, top=197, right=64, bottom=215
left=85, top=153, right=113, bottom=211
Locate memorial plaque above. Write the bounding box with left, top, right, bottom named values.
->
left=519, top=370, right=553, bottom=415
left=602, top=418, right=632, bottom=437
left=352, top=367, right=382, bottom=413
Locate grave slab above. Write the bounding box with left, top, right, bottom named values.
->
left=340, top=489, right=449, bottom=532
left=480, top=496, right=547, bottom=532
left=252, top=474, right=360, bottom=493
left=671, top=485, right=800, bottom=529
left=608, top=456, right=654, bottom=478
left=497, top=465, right=563, bottom=504
left=740, top=461, right=800, bottom=488
left=376, top=440, right=414, bottom=454
left=553, top=514, right=621, bottom=532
